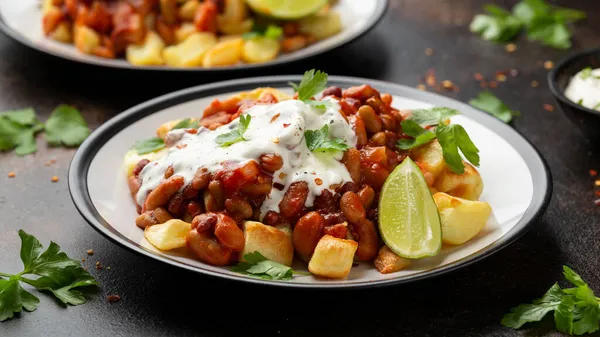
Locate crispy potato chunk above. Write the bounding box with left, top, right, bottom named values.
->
left=298, top=12, right=342, bottom=40
left=123, top=148, right=167, bottom=177
left=217, top=18, right=253, bottom=35
left=374, top=245, right=411, bottom=274
left=145, top=219, right=191, bottom=250
left=42, top=0, right=59, bottom=13
left=163, top=32, right=217, bottom=67
left=242, top=37, right=280, bottom=64
left=179, top=0, right=199, bottom=21
left=412, top=140, right=445, bottom=185
left=175, top=22, right=198, bottom=43
left=202, top=37, right=244, bottom=67
left=240, top=221, right=294, bottom=266
left=126, top=31, right=166, bottom=66
left=50, top=22, right=72, bottom=43
left=433, top=192, right=492, bottom=245
left=433, top=162, right=484, bottom=200
left=308, top=235, right=358, bottom=279
left=74, top=24, right=101, bottom=54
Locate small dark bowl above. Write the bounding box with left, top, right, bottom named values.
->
left=548, top=47, right=600, bottom=140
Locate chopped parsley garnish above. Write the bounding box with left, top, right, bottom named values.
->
left=133, top=137, right=165, bottom=155
left=172, top=118, right=199, bottom=130
left=289, top=69, right=332, bottom=110
left=502, top=266, right=600, bottom=335
left=242, top=24, right=283, bottom=40
left=232, top=252, right=308, bottom=280
left=304, top=124, right=349, bottom=153
left=580, top=67, right=593, bottom=80
left=215, top=114, right=251, bottom=147
left=0, top=230, right=99, bottom=322
left=469, top=90, right=520, bottom=123
left=397, top=107, right=480, bottom=174
left=470, top=5, right=523, bottom=43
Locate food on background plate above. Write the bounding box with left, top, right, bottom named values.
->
left=41, top=0, right=342, bottom=68
left=564, top=67, right=600, bottom=111
left=123, top=69, right=493, bottom=280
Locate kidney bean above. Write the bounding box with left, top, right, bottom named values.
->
left=133, top=159, right=150, bottom=176
left=135, top=211, right=157, bottom=229
left=203, top=190, right=222, bottom=212
left=322, top=212, right=346, bottom=225
left=192, top=168, right=210, bottom=190
left=358, top=105, right=382, bottom=133
left=259, top=153, right=284, bottom=173
left=357, top=186, right=375, bottom=210
left=340, top=192, right=366, bottom=224
left=144, top=176, right=185, bottom=210
left=323, top=223, right=349, bottom=239
left=366, top=96, right=391, bottom=116
left=187, top=200, right=204, bottom=218
left=342, top=84, right=381, bottom=102
left=225, top=197, right=253, bottom=220
left=381, top=93, right=393, bottom=106
left=214, top=213, right=245, bottom=252
left=342, top=148, right=361, bottom=184
left=263, top=211, right=282, bottom=227
left=127, top=175, right=141, bottom=200
left=279, top=181, right=309, bottom=219
left=208, top=180, right=225, bottom=207
left=370, top=132, right=387, bottom=146
left=351, top=219, right=378, bottom=261
left=164, top=166, right=174, bottom=179
left=313, top=189, right=339, bottom=213
left=348, top=115, right=367, bottom=147
left=380, top=114, right=397, bottom=132
left=167, top=192, right=185, bottom=216
left=293, top=211, right=325, bottom=258
left=192, top=212, right=218, bottom=232
left=322, top=86, right=342, bottom=98
left=153, top=207, right=174, bottom=224
left=186, top=229, right=232, bottom=266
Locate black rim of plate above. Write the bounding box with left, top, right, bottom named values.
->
left=0, top=1, right=388, bottom=72
left=68, top=75, right=553, bottom=289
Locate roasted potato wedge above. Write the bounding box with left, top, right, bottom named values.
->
left=433, top=162, right=484, bottom=200
left=217, top=18, right=253, bottom=35
left=412, top=140, right=445, bottom=185
left=178, top=0, right=199, bottom=21
left=126, top=31, right=166, bottom=66
left=163, top=32, right=218, bottom=67
left=50, top=22, right=72, bottom=43
left=175, top=22, right=198, bottom=43
left=308, top=235, right=358, bottom=279
left=434, top=192, right=492, bottom=245
left=240, top=221, right=294, bottom=266
left=202, top=37, right=244, bottom=67
left=374, top=245, right=411, bottom=274
left=74, top=24, right=101, bottom=54
left=145, top=219, right=192, bottom=250
left=242, top=37, right=280, bottom=64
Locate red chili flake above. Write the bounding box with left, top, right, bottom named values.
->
left=441, top=80, right=455, bottom=90
left=425, top=69, right=436, bottom=87
left=595, top=180, right=600, bottom=187
left=595, top=191, right=600, bottom=197
left=489, top=81, right=498, bottom=88
left=270, top=113, right=281, bottom=123
left=496, top=73, right=507, bottom=82
left=505, top=43, right=517, bottom=53
left=544, top=61, right=554, bottom=70
left=278, top=172, right=287, bottom=179
left=531, top=81, right=539, bottom=88
left=107, top=295, right=121, bottom=303
left=595, top=199, right=600, bottom=206
left=8, top=171, right=15, bottom=178
left=87, top=249, right=94, bottom=255
left=176, top=144, right=188, bottom=149
left=95, top=261, right=103, bottom=270
left=185, top=129, right=197, bottom=134
left=315, top=178, right=323, bottom=186
left=283, top=123, right=290, bottom=128
left=51, top=176, right=59, bottom=182
left=474, top=73, right=484, bottom=81
left=416, top=84, right=426, bottom=91
left=44, top=159, right=56, bottom=166
left=425, top=48, right=433, bottom=56
left=543, top=104, right=555, bottom=112
left=590, top=169, right=598, bottom=177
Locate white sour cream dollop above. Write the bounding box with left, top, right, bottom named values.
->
left=564, top=67, right=600, bottom=111
left=136, top=98, right=357, bottom=219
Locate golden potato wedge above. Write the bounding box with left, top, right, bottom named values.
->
left=74, top=24, right=101, bottom=54
left=374, top=245, right=411, bottom=274
left=163, top=32, right=218, bottom=67
left=217, top=18, right=253, bottom=35
left=126, top=31, right=166, bottom=66
left=144, top=219, right=192, bottom=250
left=42, top=0, right=59, bottom=13
left=175, top=22, right=198, bottom=43
left=123, top=148, right=167, bottom=177
left=202, top=37, right=244, bottom=67
left=298, top=12, right=342, bottom=40
left=433, top=192, right=492, bottom=245
left=178, top=0, right=199, bottom=21
left=433, top=162, right=484, bottom=200
left=308, top=235, right=358, bottom=279
left=240, top=221, right=294, bottom=266
left=50, top=22, right=72, bottom=43
left=231, top=87, right=292, bottom=102
left=412, top=140, right=446, bottom=184
left=242, top=37, right=280, bottom=64
left=219, top=0, right=247, bottom=23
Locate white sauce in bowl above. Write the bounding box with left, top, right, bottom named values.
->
left=136, top=98, right=357, bottom=219
left=564, top=67, right=600, bottom=111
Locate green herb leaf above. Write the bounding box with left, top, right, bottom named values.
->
left=563, top=265, right=587, bottom=287
left=501, top=283, right=563, bottom=328
left=573, top=305, right=599, bottom=335
left=407, top=107, right=461, bottom=126
left=470, top=5, right=523, bottom=42
left=215, top=114, right=251, bottom=147
left=435, top=124, right=480, bottom=174
left=555, top=296, right=576, bottom=334
left=264, top=25, right=284, bottom=39
left=0, top=108, right=44, bottom=155
left=45, top=105, right=90, bottom=147
left=133, top=137, right=165, bottom=155
left=242, top=31, right=261, bottom=40
left=469, top=90, right=519, bottom=123
left=580, top=67, right=593, bottom=80
left=0, top=108, right=38, bottom=125
left=172, top=118, right=199, bottom=130
left=0, top=278, right=40, bottom=321
left=232, top=252, right=294, bottom=280
left=289, top=69, right=329, bottom=107
left=0, top=230, right=98, bottom=321
left=242, top=24, right=283, bottom=40
left=397, top=120, right=436, bottom=150
left=304, top=125, right=349, bottom=153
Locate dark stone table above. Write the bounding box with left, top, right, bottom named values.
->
left=2, top=1, right=599, bottom=336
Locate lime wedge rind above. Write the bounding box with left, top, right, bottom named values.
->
left=378, top=157, right=442, bottom=259
left=246, top=0, right=329, bottom=20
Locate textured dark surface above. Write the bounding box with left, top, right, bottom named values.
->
left=1, top=1, right=600, bottom=336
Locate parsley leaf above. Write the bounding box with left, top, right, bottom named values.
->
left=45, top=105, right=90, bottom=147
left=242, top=24, right=283, bottom=40
left=0, top=108, right=44, bottom=156
left=397, top=120, right=436, bottom=150
left=469, top=90, right=520, bottom=123
left=304, top=125, right=349, bottom=153
left=470, top=4, right=523, bottom=42
left=408, top=107, right=460, bottom=126
left=0, top=230, right=98, bottom=321
left=172, top=118, right=199, bottom=130
left=215, top=114, right=251, bottom=147
left=436, top=124, right=480, bottom=174
left=502, top=265, right=600, bottom=335
left=580, top=67, right=593, bottom=80
left=231, top=252, right=294, bottom=280
left=134, top=137, right=165, bottom=155
left=264, top=25, right=284, bottom=39
left=288, top=69, right=332, bottom=110
left=0, top=108, right=38, bottom=125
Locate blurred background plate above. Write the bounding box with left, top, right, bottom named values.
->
left=0, top=0, right=387, bottom=72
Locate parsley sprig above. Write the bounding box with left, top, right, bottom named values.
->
left=502, top=266, right=600, bottom=335
left=470, top=0, right=586, bottom=49
left=133, top=118, right=200, bottom=155
left=289, top=69, right=332, bottom=110
left=0, top=230, right=99, bottom=322
left=232, top=252, right=308, bottom=280
left=397, top=107, right=480, bottom=174
left=242, top=24, right=284, bottom=40
left=469, top=91, right=520, bottom=123
left=304, top=125, right=349, bottom=153
left=215, top=114, right=251, bottom=147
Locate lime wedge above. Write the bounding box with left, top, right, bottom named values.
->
left=246, top=0, right=328, bottom=20
left=378, top=157, right=442, bottom=259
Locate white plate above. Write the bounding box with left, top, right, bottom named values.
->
left=68, top=76, right=552, bottom=288
left=0, top=0, right=387, bottom=71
